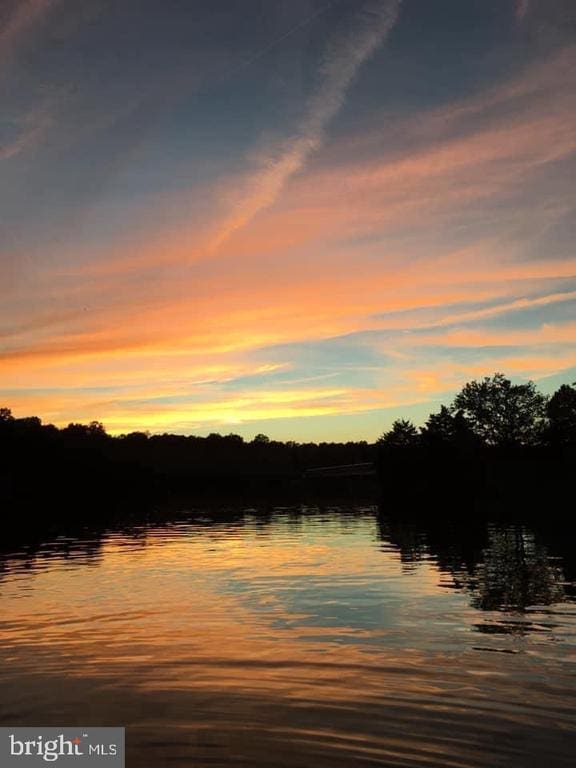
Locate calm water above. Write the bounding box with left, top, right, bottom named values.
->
left=1, top=507, right=575, bottom=767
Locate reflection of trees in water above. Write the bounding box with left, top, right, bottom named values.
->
left=2, top=506, right=572, bottom=622
left=377, top=518, right=429, bottom=569
left=457, top=526, right=566, bottom=612
left=0, top=505, right=373, bottom=582
left=0, top=530, right=106, bottom=583
left=379, top=513, right=569, bottom=614
left=378, top=516, right=488, bottom=577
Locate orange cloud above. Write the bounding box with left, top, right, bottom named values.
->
left=3, top=41, right=576, bottom=435
left=5, top=378, right=437, bottom=435
left=414, top=320, right=576, bottom=349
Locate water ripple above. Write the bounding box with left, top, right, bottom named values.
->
left=0, top=508, right=575, bottom=767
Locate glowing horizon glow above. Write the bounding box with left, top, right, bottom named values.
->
left=1, top=0, right=575, bottom=439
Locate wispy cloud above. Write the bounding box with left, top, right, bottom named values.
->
left=397, top=289, right=576, bottom=333
left=0, top=0, right=55, bottom=65
left=3, top=5, right=576, bottom=437
left=208, top=0, right=401, bottom=251
left=0, top=102, right=53, bottom=161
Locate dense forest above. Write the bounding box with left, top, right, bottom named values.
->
left=1, top=373, right=575, bottom=519
left=0, top=404, right=374, bottom=513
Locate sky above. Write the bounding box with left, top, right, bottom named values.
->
left=1, top=0, right=575, bottom=440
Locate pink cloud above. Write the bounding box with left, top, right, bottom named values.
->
left=3, top=38, right=576, bottom=433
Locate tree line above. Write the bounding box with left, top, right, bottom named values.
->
left=0, top=405, right=372, bottom=513
left=1, top=373, right=574, bottom=516
left=378, top=373, right=576, bottom=449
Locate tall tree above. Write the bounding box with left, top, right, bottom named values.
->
left=451, top=373, right=546, bottom=446
left=545, top=383, right=576, bottom=445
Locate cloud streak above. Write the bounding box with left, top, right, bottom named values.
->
left=208, top=0, right=401, bottom=251
left=0, top=102, right=53, bottom=161
left=2, top=5, right=576, bottom=437
left=0, top=0, right=54, bottom=65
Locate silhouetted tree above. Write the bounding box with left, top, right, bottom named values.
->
left=420, top=406, right=477, bottom=448
left=451, top=373, right=546, bottom=446
left=378, top=419, right=419, bottom=448
left=545, top=383, right=576, bottom=446
left=2, top=371, right=576, bottom=513
left=14, top=416, right=42, bottom=433
left=87, top=420, right=107, bottom=436
left=227, top=433, right=244, bottom=444
left=122, top=431, right=150, bottom=442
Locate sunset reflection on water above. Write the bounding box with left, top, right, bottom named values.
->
left=1, top=508, right=575, bottom=767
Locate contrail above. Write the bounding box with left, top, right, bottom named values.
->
left=209, top=0, right=401, bottom=252
left=238, top=1, right=338, bottom=72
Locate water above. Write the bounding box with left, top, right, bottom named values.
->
left=1, top=507, right=575, bottom=767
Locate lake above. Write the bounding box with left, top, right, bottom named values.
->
left=1, top=506, right=575, bottom=767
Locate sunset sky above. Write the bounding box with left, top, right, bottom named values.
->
left=2, top=0, right=575, bottom=440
